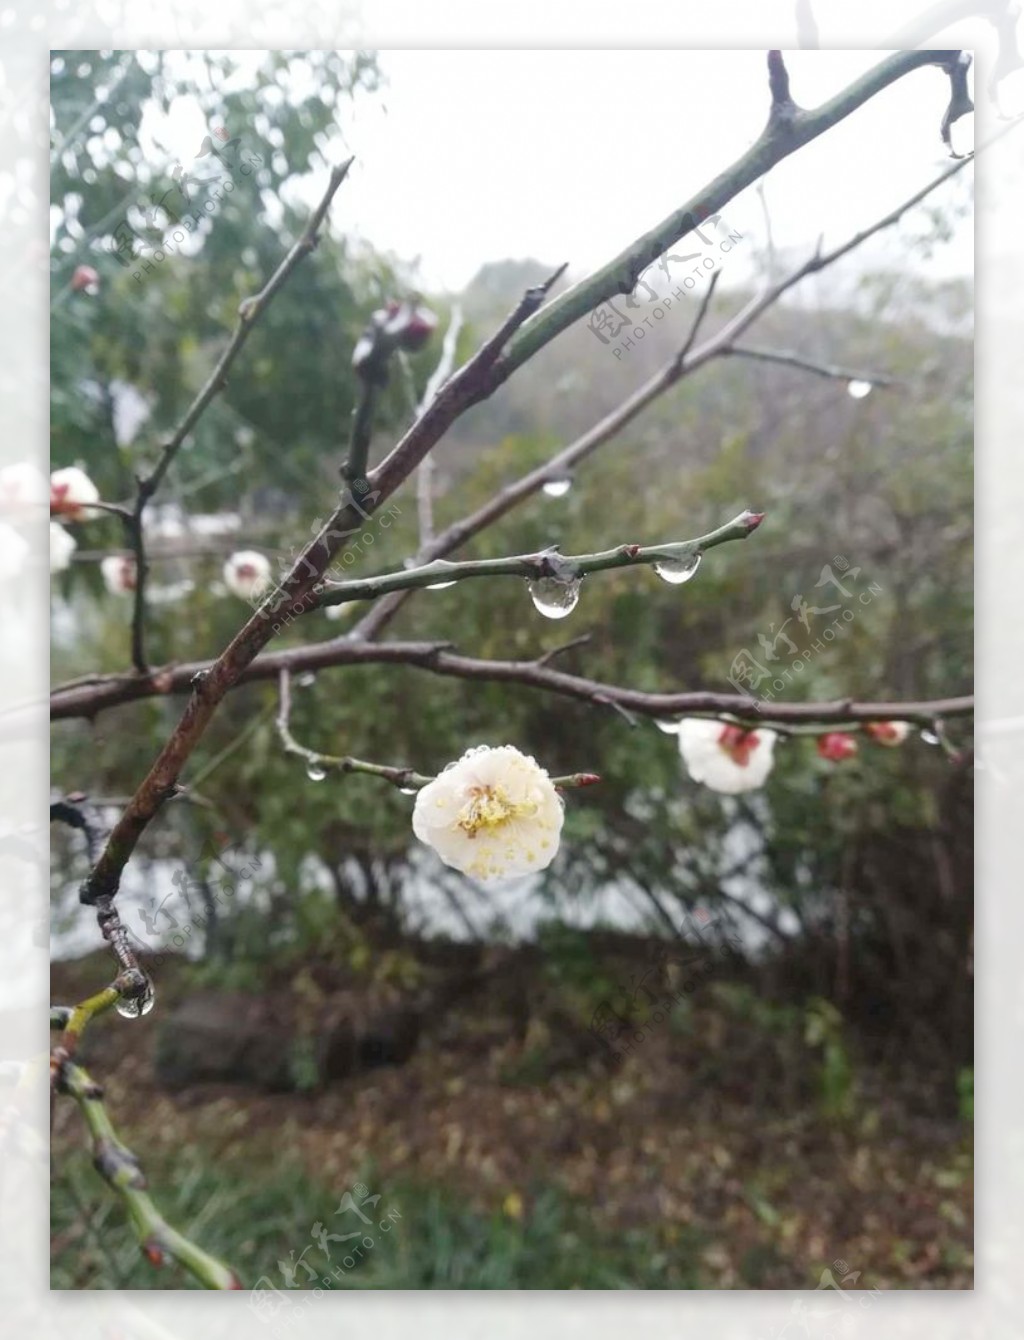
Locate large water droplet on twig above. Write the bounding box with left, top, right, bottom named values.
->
left=116, top=977, right=155, bottom=1019
left=653, top=552, right=702, bottom=585
left=527, top=575, right=581, bottom=619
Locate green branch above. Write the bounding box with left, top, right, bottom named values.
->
left=500, top=49, right=954, bottom=378
left=318, top=509, right=763, bottom=608
left=57, top=1061, right=241, bottom=1290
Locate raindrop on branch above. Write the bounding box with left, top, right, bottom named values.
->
left=306, top=760, right=327, bottom=781
left=527, top=575, right=581, bottom=619
left=425, top=560, right=457, bottom=590
left=653, top=552, right=702, bottom=585
left=920, top=728, right=941, bottom=746
left=399, top=786, right=417, bottom=796
left=116, top=978, right=155, bottom=1019
left=654, top=718, right=683, bottom=735
left=542, top=474, right=573, bottom=499
left=296, top=672, right=316, bottom=688
left=847, top=379, right=873, bottom=400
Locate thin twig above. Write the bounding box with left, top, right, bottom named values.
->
left=722, top=345, right=900, bottom=387
left=274, top=668, right=598, bottom=790
left=124, top=159, right=355, bottom=673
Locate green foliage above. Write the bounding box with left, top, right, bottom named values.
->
left=804, top=997, right=857, bottom=1123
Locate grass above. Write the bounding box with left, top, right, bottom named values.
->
left=51, top=1148, right=707, bottom=1290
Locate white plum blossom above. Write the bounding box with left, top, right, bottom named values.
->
left=677, top=719, right=778, bottom=794
left=100, top=554, right=137, bottom=595
left=0, top=522, right=30, bottom=580
left=223, top=550, right=272, bottom=602
left=50, top=521, right=76, bottom=573
left=0, top=461, right=48, bottom=515
left=50, top=466, right=100, bottom=521
left=412, top=744, right=564, bottom=881
left=865, top=720, right=911, bottom=747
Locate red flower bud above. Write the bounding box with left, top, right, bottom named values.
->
left=71, top=265, right=100, bottom=294
left=817, top=732, right=858, bottom=762
left=864, top=721, right=910, bottom=747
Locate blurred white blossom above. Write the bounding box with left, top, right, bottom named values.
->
left=677, top=719, right=777, bottom=794
left=50, top=466, right=100, bottom=521
left=865, top=720, right=911, bottom=746
left=100, top=554, right=137, bottom=595
left=223, top=550, right=272, bottom=602
left=49, top=522, right=76, bottom=574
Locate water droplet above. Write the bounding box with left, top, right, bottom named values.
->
left=297, top=672, right=316, bottom=688
left=847, top=379, right=873, bottom=399
left=306, top=760, right=327, bottom=781
left=920, top=728, right=941, bottom=745
left=527, top=575, right=581, bottom=619
left=654, top=718, right=682, bottom=734
left=399, top=786, right=416, bottom=796
left=116, top=978, right=155, bottom=1019
left=542, top=475, right=573, bottom=498
left=425, top=560, right=457, bottom=590
left=652, top=552, right=702, bottom=585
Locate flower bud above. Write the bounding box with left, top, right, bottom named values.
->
left=816, top=732, right=858, bottom=762
left=50, top=466, right=100, bottom=521
left=864, top=721, right=911, bottom=747
left=71, top=265, right=101, bottom=294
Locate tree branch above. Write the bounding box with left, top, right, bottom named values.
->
left=317, top=509, right=763, bottom=610
left=51, top=637, right=974, bottom=730
left=275, top=668, right=599, bottom=790
left=497, top=49, right=960, bottom=379
left=721, top=345, right=900, bottom=388
left=350, top=148, right=973, bottom=643
left=55, top=1061, right=241, bottom=1289
left=416, top=303, right=464, bottom=549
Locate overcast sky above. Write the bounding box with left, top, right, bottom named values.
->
left=149, top=48, right=978, bottom=296
left=328, top=49, right=975, bottom=292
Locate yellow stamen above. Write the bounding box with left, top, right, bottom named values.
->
left=455, top=784, right=538, bottom=838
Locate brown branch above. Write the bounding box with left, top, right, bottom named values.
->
left=51, top=637, right=974, bottom=730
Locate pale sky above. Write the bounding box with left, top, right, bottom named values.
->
left=333, top=49, right=975, bottom=291
left=149, top=49, right=978, bottom=295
